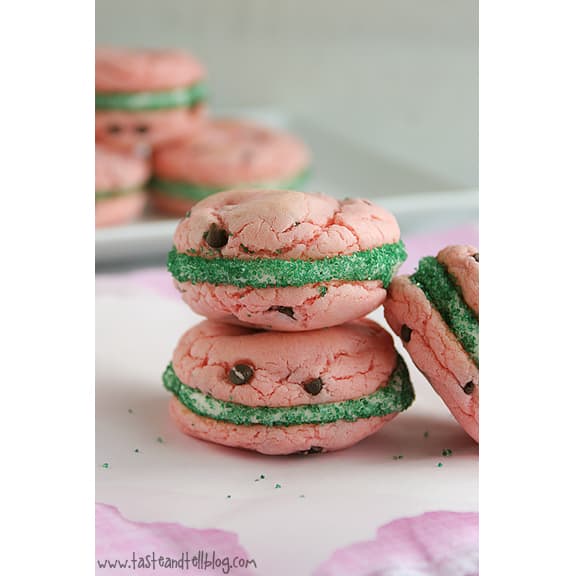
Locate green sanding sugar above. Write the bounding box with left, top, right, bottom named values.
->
left=96, top=82, right=206, bottom=111
left=150, top=167, right=311, bottom=202
left=95, top=187, right=142, bottom=201
left=274, top=484, right=282, bottom=489
left=411, top=256, right=479, bottom=365
left=318, top=285, right=328, bottom=297
left=162, top=355, right=414, bottom=427
left=101, top=463, right=109, bottom=469
left=442, top=448, right=453, bottom=456
left=167, top=241, right=407, bottom=289
left=437, top=462, right=443, bottom=468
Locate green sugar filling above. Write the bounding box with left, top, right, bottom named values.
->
left=95, top=82, right=206, bottom=111
left=410, top=256, right=479, bottom=365
left=150, top=167, right=311, bottom=201
left=163, top=356, right=414, bottom=426
left=167, top=241, right=407, bottom=289
left=95, top=187, right=142, bottom=201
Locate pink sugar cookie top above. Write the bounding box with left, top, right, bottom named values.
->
left=437, top=244, right=479, bottom=315
left=173, top=189, right=401, bottom=259
left=95, top=146, right=149, bottom=190
left=153, top=119, right=310, bottom=186
left=96, top=47, right=204, bottom=92
left=172, top=319, right=398, bottom=408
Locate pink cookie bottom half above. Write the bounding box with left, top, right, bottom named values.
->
left=169, top=397, right=397, bottom=455
left=176, top=280, right=387, bottom=332
left=95, top=193, right=147, bottom=228
left=95, top=104, right=206, bottom=155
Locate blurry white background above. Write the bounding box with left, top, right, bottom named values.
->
left=96, top=0, right=478, bottom=195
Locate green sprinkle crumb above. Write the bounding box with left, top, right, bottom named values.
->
left=240, top=244, right=254, bottom=254
left=442, top=448, right=453, bottom=457
left=437, top=462, right=443, bottom=468
left=274, top=483, right=282, bottom=489
left=156, top=436, right=164, bottom=444
left=226, top=495, right=231, bottom=499
left=393, top=455, right=404, bottom=460
left=424, top=431, right=429, bottom=438
left=318, top=285, right=328, bottom=297
left=260, top=474, right=265, bottom=479
left=101, top=463, right=109, bottom=469
left=274, top=249, right=283, bottom=254
left=134, top=449, right=140, bottom=453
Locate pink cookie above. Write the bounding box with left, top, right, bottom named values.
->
left=95, top=48, right=207, bottom=155
left=150, top=118, right=310, bottom=216
left=95, top=146, right=149, bottom=228
left=163, top=319, right=415, bottom=455
left=384, top=245, right=479, bottom=441
left=168, top=189, right=407, bottom=331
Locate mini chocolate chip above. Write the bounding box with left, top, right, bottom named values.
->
left=107, top=124, right=122, bottom=134
left=303, top=378, right=323, bottom=396
left=400, top=324, right=412, bottom=343
left=204, top=223, right=229, bottom=248
left=228, top=364, right=254, bottom=385
left=472, top=252, right=479, bottom=262
left=463, top=381, right=475, bottom=394
left=268, top=306, right=296, bottom=320
left=298, top=446, right=324, bottom=455
left=134, top=124, right=149, bottom=134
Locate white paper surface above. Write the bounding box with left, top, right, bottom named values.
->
left=96, top=282, right=478, bottom=576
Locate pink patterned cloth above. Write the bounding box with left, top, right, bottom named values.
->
left=314, top=511, right=478, bottom=576
left=96, top=503, right=258, bottom=575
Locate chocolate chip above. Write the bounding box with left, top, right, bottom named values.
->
left=298, top=446, right=324, bottom=455
left=268, top=306, right=296, bottom=320
left=228, top=364, right=254, bottom=385
left=400, top=324, right=412, bottom=343
left=463, top=381, right=475, bottom=395
left=107, top=124, right=122, bottom=134
left=134, top=124, right=149, bottom=134
left=303, top=378, right=323, bottom=396
left=472, top=252, right=479, bottom=262
left=204, top=223, right=229, bottom=248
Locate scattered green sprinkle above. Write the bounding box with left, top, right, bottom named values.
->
left=393, top=455, right=404, bottom=460
left=260, top=474, right=265, bottom=479
left=437, top=462, right=443, bottom=468
left=101, top=463, right=109, bottom=469
left=134, top=449, right=140, bottom=453
left=318, top=285, right=328, bottom=297
left=156, top=436, right=164, bottom=443
left=240, top=244, right=254, bottom=254
left=226, top=495, right=231, bottom=499
left=274, top=483, right=282, bottom=489
left=424, top=431, right=429, bottom=438
left=442, top=448, right=453, bottom=457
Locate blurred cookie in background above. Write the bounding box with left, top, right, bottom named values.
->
left=96, top=48, right=207, bottom=157
left=149, top=118, right=311, bottom=216
left=95, top=146, right=150, bottom=228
